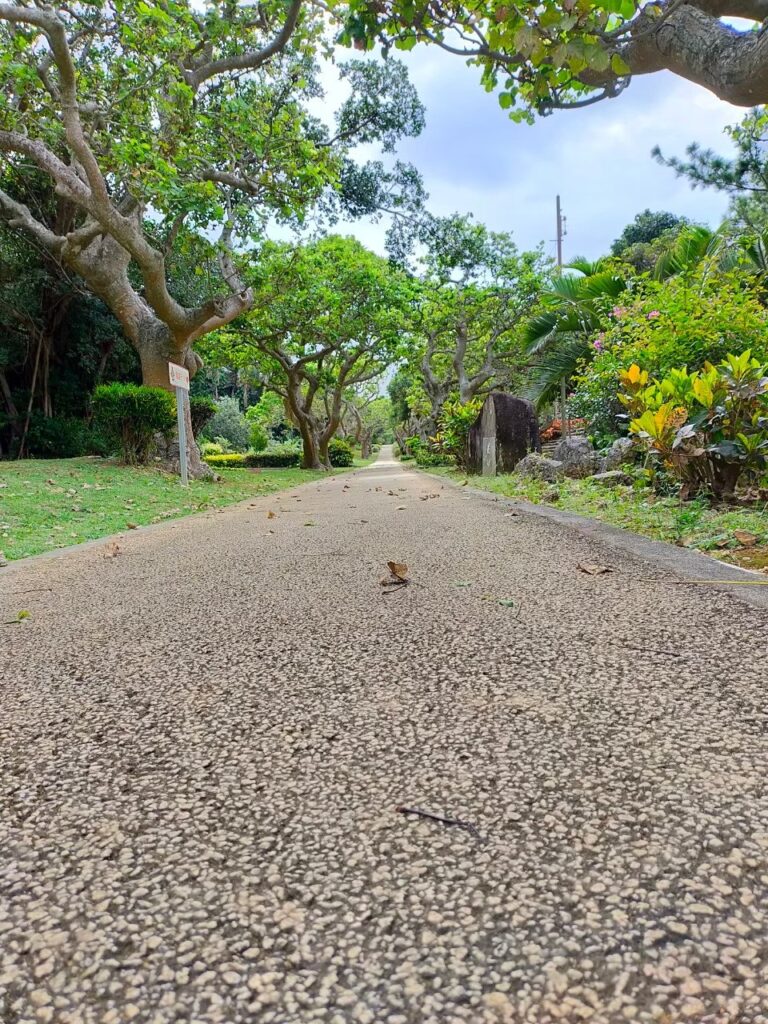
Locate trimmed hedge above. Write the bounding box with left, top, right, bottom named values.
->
left=92, top=383, right=176, bottom=464
left=328, top=438, right=354, bottom=467
left=203, top=453, right=246, bottom=467
left=245, top=446, right=300, bottom=468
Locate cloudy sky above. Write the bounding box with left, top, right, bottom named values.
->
left=327, top=47, right=743, bottom=263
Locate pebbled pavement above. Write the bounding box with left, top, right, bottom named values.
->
left=2, top=447, right=768, bottom=1024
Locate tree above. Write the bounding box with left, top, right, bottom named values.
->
left=611, top=210, right=686, bottom=258
left=345, top=0, right=768, bottom=113
left=0, top=2, right=424, bottom=472
left=407, top=214, right=546, bottom=435
left=654, top=109, right=768, bottom=231
left=205, top=236, right=410, bottom=469
left=342, top=393, right=392, bottom=457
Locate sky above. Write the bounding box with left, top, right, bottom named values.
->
left=324, top=47, right=744, bottom=263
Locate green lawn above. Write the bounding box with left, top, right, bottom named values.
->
left=426, top=467, right=768, bottom=572
left=0, top=458, right=359, bottom=561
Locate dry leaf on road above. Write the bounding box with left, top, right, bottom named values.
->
left=387, top=561, right=408, bottom=580
left=577, top=562, right=613, bottom=576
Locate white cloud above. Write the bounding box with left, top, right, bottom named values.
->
left=326, top=47, right=743, bottom=261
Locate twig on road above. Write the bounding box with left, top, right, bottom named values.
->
left=395, top=805, right=486, bottom=842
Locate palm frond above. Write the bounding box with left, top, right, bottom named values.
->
left=522, top=337, right=591, bottom=408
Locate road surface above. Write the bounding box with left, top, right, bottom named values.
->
left=2, top=448, right=767, bottom=1023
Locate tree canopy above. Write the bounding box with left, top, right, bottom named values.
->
left=342, top=0, right=768, bottom=115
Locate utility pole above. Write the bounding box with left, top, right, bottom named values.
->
left=555, top=195, right=569, bottom=439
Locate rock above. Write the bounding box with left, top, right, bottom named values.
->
left=552, top=437, right=600, bottom=479
left=600, top=437, right=635, bottom=472
left=590, top=471, right=631, bottom=486
left=515, top=454, right=565, bottom=483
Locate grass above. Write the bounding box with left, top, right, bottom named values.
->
left=0, top=457, right=364, bottom=561
left=426, top=467, right=768, bottom=572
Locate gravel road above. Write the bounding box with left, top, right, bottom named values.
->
left=2, top=447, right=768, bottom=1024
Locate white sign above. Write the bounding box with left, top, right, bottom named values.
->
left=168, top=362, right=190, bottom=390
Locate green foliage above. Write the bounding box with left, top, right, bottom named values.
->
left=249, top=421, right=269, bottom=453
left=414, top=450, right=455, bottom=467
left=245, top=392, right=285, bottom=432
left=571, top=272, right=768, bottom=441
left=189, top=396, right=217, bottom=437
left=611, top=210, right=686, bottom=255
left=523, top=260, right=628, bottom=407
left=202, top=453, right=247, bottom=467
left=620, top=351, right=768, bottom=498
left=245, top=445, right=301, bottom=468
left=342, top=0, right=642, bottom=119
left=92, top=383, right=176, bottom=465
left=432, top=397, right=483, bottom=471
left=200, top=441, right=224, bottom=457
left=328, top=438, right=355, bottom=467
left=203, top=397, right=250, bottom=452
left=23, top=414, right=104, bottom=459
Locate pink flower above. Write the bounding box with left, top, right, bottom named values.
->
left=593, top=332, right=605, bottom=352
left=647, top=310, right=661, bottom=319
left=612, top=305, right=627, bottom=319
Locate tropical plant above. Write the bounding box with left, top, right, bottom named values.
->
left=431, top=397, right=483, bottom=471
left=523, top=260, right=628, bottom=407
left=620, top=351, right=768, bottom=499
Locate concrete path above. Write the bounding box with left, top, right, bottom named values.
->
left=2, top=447, right=768, bottom=1024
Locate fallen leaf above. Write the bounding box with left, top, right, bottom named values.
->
left=498, top=599, right=515, bottom=607
left=396, top=505, right=406, bottom=511
left=304, top=522, right=315, bottom=527
left=503, top=512, right=519, bottom=518
left=387, top=561, right=408, bottom=580
left=267, top=510, right=276, bottom=519
left=126, top=522, right=138, bottom=530
left=734, top=530, right=758, bottom=547
left=453, top=581, right=473, bottom=588
left=102, top=542, right=122, bottom=559
left=715, top=537, right=731, bottom=549
left=577, top=562, right=613, bottom=576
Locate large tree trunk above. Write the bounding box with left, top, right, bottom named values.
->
left=136, top=322, right=209, bottom=478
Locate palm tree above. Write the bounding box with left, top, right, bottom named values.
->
left=654, top=223, right=768, bottom=292
left=523, top=260, right=627, bottom=407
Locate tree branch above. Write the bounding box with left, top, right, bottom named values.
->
left=184, top=0, right=303, bottom=90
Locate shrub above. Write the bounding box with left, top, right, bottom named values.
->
left=572, top=272, right=768, bottom=441
left=245, top=445, right=301, bottom=468
left=620, top=350, right=768, bottom=499
left=328, top=438, right=354, bottom=467
left=202, top=453, right=246, bottom=467
left=249, top=421, right=269, bottom=453
left=203, top=397, right=250, bottom=451
left=433, top=397, right=482, bottom=471
left=190, top=396, right=217, bottom=437
left=414, top=450, right=455, bottom=468
left=92, top=383, right=176, bottom=464
left=200, top=441, right=224, bottom=457
left=23, top=414, right=99, bottom=458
